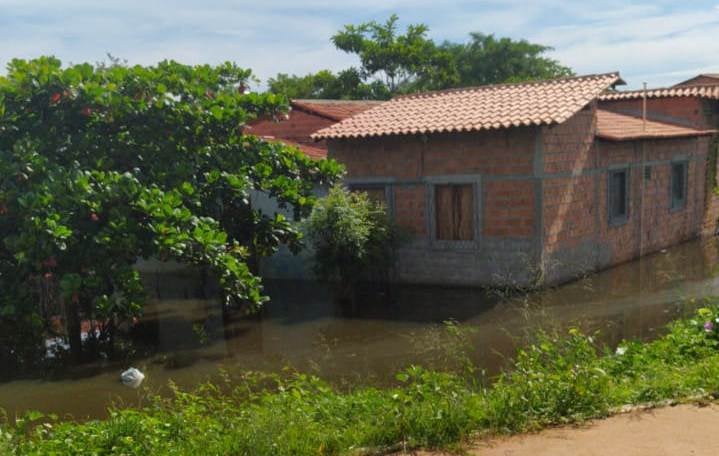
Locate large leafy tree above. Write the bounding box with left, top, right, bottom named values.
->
left=442, top=33, right=573, bottom=86
left=267, top=68, right=390, bottom=100
left=0, top=57, right=341, bottom=363
left=268, top=15, right=573, bottom=100
left=331, top=14, right=457, bottom=93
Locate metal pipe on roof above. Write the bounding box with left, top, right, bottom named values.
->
left=642, top=82, right=647, bottom=131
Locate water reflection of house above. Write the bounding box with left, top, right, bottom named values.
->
left=313, top=73, right=719, bottom=287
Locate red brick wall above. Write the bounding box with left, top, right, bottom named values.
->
left=330, top=129, right=538, bottom=241
left=596, top=137, right=710, bottom=265
left=541, top=106, right=599, bottom=255
left=328, top=135, right=423, bottom=179
left=543, top=104, right=597, bottom=174
left=483, top=180, right=535, bottom=237
left=393, top=185, right=427, bottom=236
left=702, top=139, right=719, bottom=235
left=331, top=129, right=535, bottom=179
left=249, top=110, right=333, bottom=148
left=600, top=97, right=709, bottom=129
left=422, top=129, right=535, bottom=176
left=543, top=175, right=597, bottom=253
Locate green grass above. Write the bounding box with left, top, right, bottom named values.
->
left=4, top=302, right=719, bottom=455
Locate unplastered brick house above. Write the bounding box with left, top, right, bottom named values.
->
left=313, top=73, right=718, bottom=287
left=599, top=79, right=719, bottom=239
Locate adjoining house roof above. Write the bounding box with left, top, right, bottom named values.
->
left=600, top=85, right=719, bottom=101
left=282, top=139, right=327, bottom=160
left=312, top=73, right=622, bottom=140
left=596, top=109, right=716, bottom=141
left=259, top=136, right=327, bottom=160
left=673, top=74, right=719, bottom=87
left=291, top=99, right=384, bottom=122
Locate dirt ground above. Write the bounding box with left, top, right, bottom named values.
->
left=410, top=403, right=719, bottom=456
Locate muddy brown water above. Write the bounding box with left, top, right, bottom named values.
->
left=2, top=238, right=719, bottom=420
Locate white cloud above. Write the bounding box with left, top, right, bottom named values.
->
left=0, top=1, right=718, bottom=89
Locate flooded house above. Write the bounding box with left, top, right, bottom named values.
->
left=313, top=73, right=718, bottom=287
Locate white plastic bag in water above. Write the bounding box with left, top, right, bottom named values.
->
left=120, top=367, right=145, bottom=388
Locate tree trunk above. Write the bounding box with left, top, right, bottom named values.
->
left=66, top=300, right=83, bottom=363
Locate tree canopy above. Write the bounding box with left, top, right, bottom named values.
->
left=267, top=68, right=389, bottom=100
left=268, top=14, right=573, bottom=99
left=0, top=57, right=342, bottom=363
left=441, top=33, right=574, bottom=87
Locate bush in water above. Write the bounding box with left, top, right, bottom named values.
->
left=304, top=185, right=402, bottom=296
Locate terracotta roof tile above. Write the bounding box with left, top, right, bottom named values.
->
left=599, top=85, right=719, bottom=101
left=291, top=99, right=384, bottom=121
left=313, top=73, right=621, bottom=139
left=261, top=137, right=327, bottom=160
left=596, top=109, right=716, bottom=141
left=673, top=74, right=719, bottom=87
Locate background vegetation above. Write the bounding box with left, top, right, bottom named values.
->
left=267, top=14, right=573, bottom=99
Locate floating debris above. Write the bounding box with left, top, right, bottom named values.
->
left=120, top=367, right=145, bottom=388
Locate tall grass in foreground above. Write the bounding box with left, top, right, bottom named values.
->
left=4, top=302, right=719, bottom=455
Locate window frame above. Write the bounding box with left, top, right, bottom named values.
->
left=345, top=178, right=395, bottom=217
left=348, top=183, right=390, bottom=206
left=426, top=176, right=481, bottom=249
left=607, top=167, right=630, bottom=227
left=669, top=160, right=688, bottom=212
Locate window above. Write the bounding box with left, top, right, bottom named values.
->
left=435, top=184, right=474, bottom=241
left=671, top=162, right=687, bottom=210
left=608, top=169, right=629, bottom=225
left=350, top=185, right=386, bottom=205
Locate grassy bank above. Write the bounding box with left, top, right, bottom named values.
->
left=3, top=302, right=719, bottom=455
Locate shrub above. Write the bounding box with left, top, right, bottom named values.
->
left=305, top=185, right=401, bottom=293
left=484, top=329, right=611, bottom=431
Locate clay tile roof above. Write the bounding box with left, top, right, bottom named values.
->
left=599, top=85, right=719, bottom=101
left=312, top=73, right=622, bottom=140
left=290, top=99, right=384, bottom=122
left=596, top=109, right=716, bottom=141
left=261, top=137, right=327, bottom=160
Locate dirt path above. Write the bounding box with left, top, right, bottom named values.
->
left=406, top=403, right=719, bottom=456
left=475, top=404, right=719, bottom=456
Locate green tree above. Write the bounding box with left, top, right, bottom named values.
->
left=268, top=15, right=574, bottom=99
left=0, top=57, right=342, bottom=363
left=442, top=33, right=573, bottom=86
left=267, top=68, right=390, bottom=100
left=331, top=14, right=457, bottom=93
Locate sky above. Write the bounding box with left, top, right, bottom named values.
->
left=1, top=0, right=719, bottom=90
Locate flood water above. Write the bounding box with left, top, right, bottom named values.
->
left=2, top=238, right=719, bottom=419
